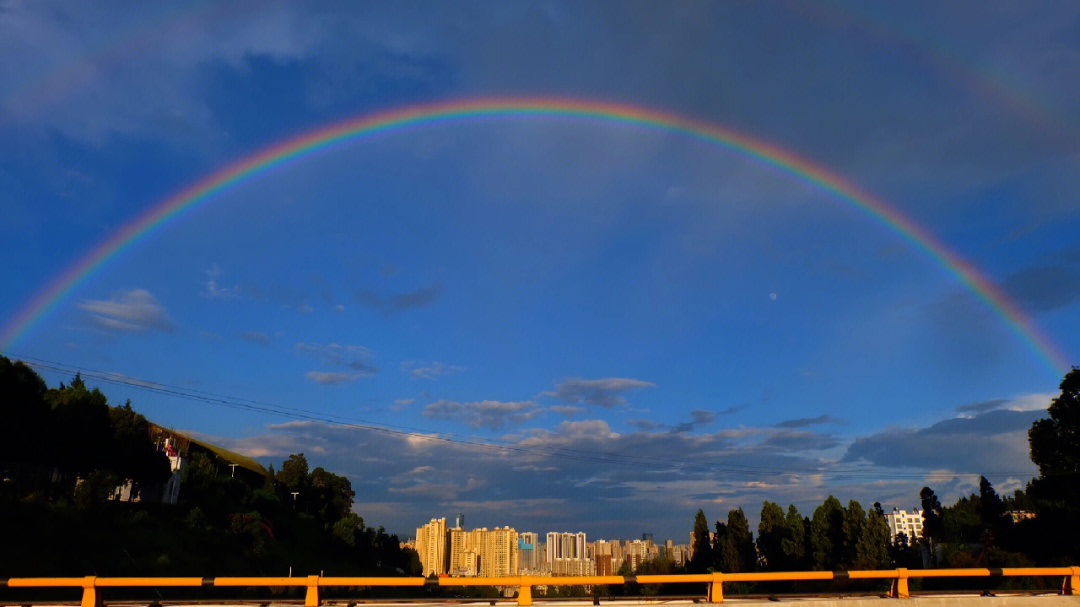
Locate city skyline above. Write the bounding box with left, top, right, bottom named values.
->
left=3, top=3, right=1079, bottom=540
left=411, top=516, right=686, bottom=578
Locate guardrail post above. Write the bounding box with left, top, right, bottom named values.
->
left=81, top=576, right=102, bottom=607
left=305, top=574, right=320, bottom=607
left=1064, top=566, right=1080, bottom=596
left=517, top=575, right=533, bottom=606
left=890, top=568, right=909, bottom=599
left=707, top=572, right=723, bottom=603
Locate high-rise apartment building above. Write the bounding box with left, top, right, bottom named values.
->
left=446, top=526, right=519, bottom=577
left=448, top=527, right=475, bottom=576
left=884, top=508, right=924, bottom=543
left=415, top=518, right=448, bottom=576
left=519, top=532, right=539, bottom=572
left=545, top=531, right=587, bottom=561
left=546, top=531, right=590, bottom=575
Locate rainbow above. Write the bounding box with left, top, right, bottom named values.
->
left=0, top=96, right=1070, bottom=375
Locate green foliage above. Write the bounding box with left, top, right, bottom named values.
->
left=841, top=500, right=865, bottom=567
left=309, top=466, right=355, bottom=524
left=810, top=496, right=844, bottom=570
left=940, top=493, right=982, bottom=544
left=0, top=357, right=49, bottom=465
left=689, top=509, right=712, bottom=573
left=277, top=453, right=309, bottom=490
left=978, top=476, right=1004, bottom=533
left=711, top=519, right=726, bottom=569
left=756, top=501, right=787, bottom=571
left=1029, top=369, right=1080, bottom=505
left=782, top=505, right=808, bottom=569
left=719, top=508, right=754, bottom=573
left=0, top=357, right=414, bottom=586
left=73, top=470, right=122, bottom=507
left=854, top=504, right=891, bottom=569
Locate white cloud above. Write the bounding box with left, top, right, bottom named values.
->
left=202, top=263, right=241, bottom=300
left=77, top=288, right=174, bottom=333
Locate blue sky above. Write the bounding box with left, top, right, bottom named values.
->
left=2, top=1, right=1080, bottom=540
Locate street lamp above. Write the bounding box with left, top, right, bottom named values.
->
left=291, top=491, right=299, bottom=508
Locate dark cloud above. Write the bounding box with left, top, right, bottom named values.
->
left=1002, top=265, right=1080, bottom=313
left=353, top=288, right=384, bottom=308
left=775, top=414, right=844, bottom=428
left=305, top=371, right=360, bottom=385
left=843, top=409, right=1043, bottom=473
left=352, top=283, right=444, bottom=313
left=423, top=399, right=541, bottom=429
left=761, top=429, right=841, bottom=452
left=212, top=417, right=845, bottom=538
left=956, top=399, right=1008, bottom=414
left=238, top=331, right=271, bottom=346
left=77, top=289, right=174, bottom=333
left=401, top=360, right=465, bottom=380
left=547, top=377, right=656, bottom=407
left=391, top=283, right=444, bottom=311
left=549, top=405, right=585, bottom=417
left=690, top=409, right=717, bottom=424
left=295, top=342, right=378, bottom=377
left=628, top=419, right=664, bottom=431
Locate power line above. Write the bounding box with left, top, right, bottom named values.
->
left=2, top=351, right=1040, bottom=481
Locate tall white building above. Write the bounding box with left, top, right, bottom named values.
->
left=546, top=531, right=590, bottom=575
left=546, top=531, right=587, bottom=561
left=415, top=518, right=448, bottom=576
left=884, top=508, right=924, bottom=543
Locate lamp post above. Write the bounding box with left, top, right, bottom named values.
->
left=291, top=491, right=299, bottom=509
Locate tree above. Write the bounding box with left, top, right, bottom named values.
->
left=1029, top=369, right=1080, bottom=505
left=277, top=453, right=310, bottom=491
left=690, top=509, right=713, bottom=573
left=757, top=501, right=789, bottom=571
left=920, top=487, right=943, bottom=565
left=720, top=508, right=755, bottom=573
left=888, top=532, right=920, bottom=568
left=109, top=401, right=171, bottom=497
left=978, top=476, right=1005, bottom=537
left=810, top=496, right=845, bottom=570
left=310, top=466, right=355, bottom=525
left=855, top=504, right=891, bottom=569
left=46, top=377, right=115, bottom=477
left=0, top=356, right=50, bottom=466
left=841, top=500, right=865, bottom=568
left=781, top=505, right=808, bottom=570
left=711, top=519, right=727, bottom=571
left=1026, top=369, right=1080, bottom=563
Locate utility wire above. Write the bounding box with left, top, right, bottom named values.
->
left=3, top=351, right=1042, bottom=481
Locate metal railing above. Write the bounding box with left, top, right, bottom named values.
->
left=3, top=567, right=1078, bottom=607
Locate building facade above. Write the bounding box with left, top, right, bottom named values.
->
left=415, top=518, right=448, bottom=576
left=519, top=532, right=540, bottom=572
left=884, top=508, right=924, bottom=543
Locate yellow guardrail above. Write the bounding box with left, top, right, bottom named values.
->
left=3, top=567, right=1078, bottom=606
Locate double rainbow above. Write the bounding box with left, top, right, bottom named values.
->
left=1, top=97, right=1069, bottom=375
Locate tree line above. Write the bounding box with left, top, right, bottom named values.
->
left=682, top=367, right=1080, bottom=579
left=0, top=356, right=420, bottom=590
